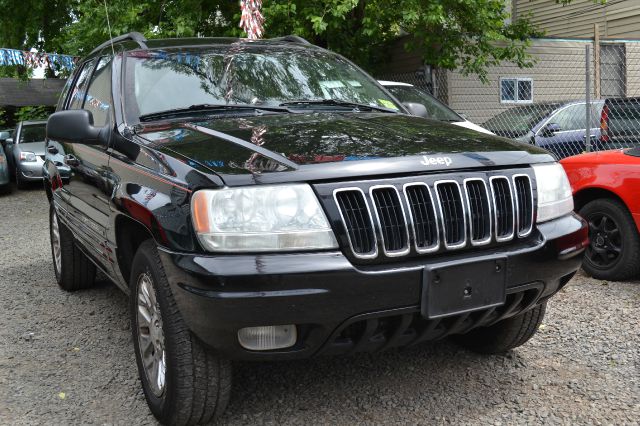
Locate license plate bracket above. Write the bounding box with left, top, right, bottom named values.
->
left=422, top=256, right=507, bottom=319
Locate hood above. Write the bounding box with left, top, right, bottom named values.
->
left=135, top=112, right=552, bottom=184
left=17, top=141, right=45, bottom=156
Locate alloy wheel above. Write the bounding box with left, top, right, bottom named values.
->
left=586, top=212, right=622, bottom=269
left=51, top=211, right=62, bottom=276
left=136, top=273, right=167, bottom=398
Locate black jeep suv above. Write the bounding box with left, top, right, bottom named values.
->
left=44, top=33, right=588, bottom=425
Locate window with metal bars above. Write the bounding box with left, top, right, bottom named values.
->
left=335, top=190, right=376, bottom=256
left=465, top=180, right=491, bottom=243
left=435, top=182, right=465, bottom=247
left=404, top=184, right=439, bottom=250
left=370, top=187, right=407, bottom=253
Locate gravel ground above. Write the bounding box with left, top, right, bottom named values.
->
left=0, top=186, right=638, bottom=425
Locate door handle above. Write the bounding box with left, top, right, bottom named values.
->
left=583, top=134, right=596, bottom=139
left=64, top=154, right=79, bottom=167
left=47, top=145, right=59, bottom=154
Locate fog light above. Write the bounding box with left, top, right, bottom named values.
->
left=237, top=325, right=297, bottom=351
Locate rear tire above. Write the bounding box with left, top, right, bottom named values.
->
left=455, top=303, right=547, bottom=354
left=579, top=198, right=640, bottom=281
left=49, top=205, right=96, bottom=291
left=130, top=240, right=232, bottom=425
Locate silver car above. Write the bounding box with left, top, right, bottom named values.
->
left=4, top=121, right=47, bottom=189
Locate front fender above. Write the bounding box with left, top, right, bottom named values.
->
left=110, top=181, right=201, bottom=252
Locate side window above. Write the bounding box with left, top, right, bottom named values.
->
left=550, top=104, right=586, bottom=132
left=68, top=59, right=96, bottom=110
left=83, top=57, right=113, bottom=127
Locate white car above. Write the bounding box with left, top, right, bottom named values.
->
left=379, top=80, right=493, bottom=135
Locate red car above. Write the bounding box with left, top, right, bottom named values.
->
left=561, top=147, right=640, bottom=281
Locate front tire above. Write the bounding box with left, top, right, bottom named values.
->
left=579, top=198, right=640, bottom=281
left=455, top=303, right=547, bottom=354
left=49, top=205, right=96, bottom=291
left=130, top=240, right=231, bottom=425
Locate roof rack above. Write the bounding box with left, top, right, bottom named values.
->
left=271, top=35, right=311, bottom=45
left=89, top=31, right=148, bottom=56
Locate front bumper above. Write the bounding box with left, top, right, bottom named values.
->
left=160, top=213, right=588, bottom=361
left=18, top=160, right=44, bottom=180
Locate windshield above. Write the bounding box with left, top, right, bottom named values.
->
left=125, top=46, right=401, bottom=121
left=385, top=85, right=462, bottom=122
left=483, top=104, right=558, bottom=136
left=19, top=123, right=46, bottom=144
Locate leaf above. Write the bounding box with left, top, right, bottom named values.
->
left=58, top=392, right=66, bottom=400
left=309, top=15, right=328, bottom=34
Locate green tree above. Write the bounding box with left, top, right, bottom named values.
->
left=14, top=105, right=51, bottom=121
left=261, top=0, right=544, bottom=80
left=0, top=0, right=598, bottom=81
left=0, top=0, right=74, bottom=52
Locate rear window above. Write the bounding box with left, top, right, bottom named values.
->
left=483, top=104, right=557, bottom=136
left=19, top=124, right=47, bottom=144
left=607, top=99, right=640, bottom=135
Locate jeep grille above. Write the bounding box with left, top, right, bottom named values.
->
left=330, top=172, right=534, bottom=260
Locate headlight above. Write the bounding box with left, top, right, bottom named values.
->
left=191, top=184, right=338, bottom=252
left=19, top=151, right=37, bottom=162
left=532, top=163, right=574, bottom=222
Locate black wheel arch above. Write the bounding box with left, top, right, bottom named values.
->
left=573, top=187, right=627, bottom=213
left=114, top=214, right=156, bottom=288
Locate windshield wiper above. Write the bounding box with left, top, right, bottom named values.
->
left=279, top=99, right=398, bottom=113
left=139, top=103, right=290, bottom=121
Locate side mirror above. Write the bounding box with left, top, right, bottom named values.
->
left=46, top=110, right=107, bottom=145
left=402, top=102, right=429, bottom=118
left=541, top=122, right=561, bottom=137
left=4, top=137, right=13, bottom=146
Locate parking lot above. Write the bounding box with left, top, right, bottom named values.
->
left=0, top=185, right=638, bottom=425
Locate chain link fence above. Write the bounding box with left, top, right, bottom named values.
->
left=379, top=39, right=640, bottom=160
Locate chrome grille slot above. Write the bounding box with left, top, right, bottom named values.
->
left=370, top=186, right=409, bottom=255
left=334, top=189, right=377, bottom=258
left=435, top=181, right=466, bottom=249
left=513, top=175, right=534, bottom=237
left=464, top=179, right=492, bottom=245
left=403, top=184, right=439, bottom=252
left=490, top=177, right=515, bottom=241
